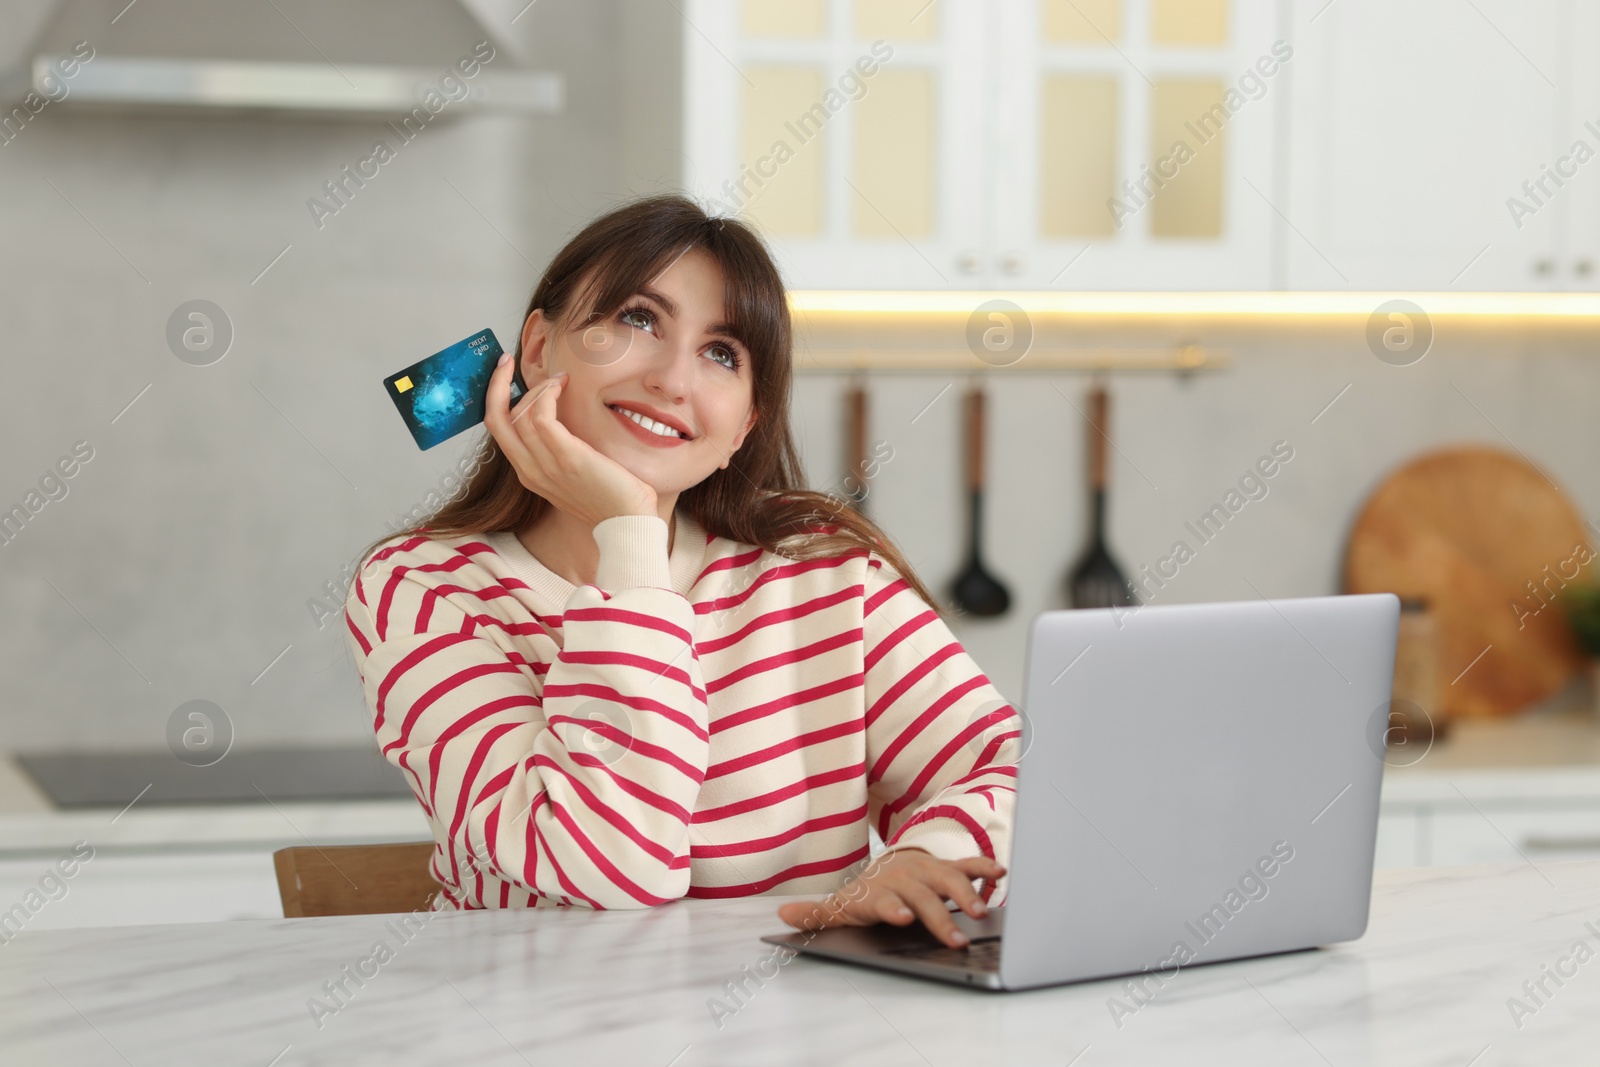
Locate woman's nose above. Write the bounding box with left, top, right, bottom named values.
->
left=642, top=339, right=694, bottom=402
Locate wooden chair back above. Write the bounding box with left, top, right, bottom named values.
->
left=273, top=841, right=440, bottom=917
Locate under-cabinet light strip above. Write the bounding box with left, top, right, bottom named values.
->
left=788, top=291, right=1600, bottom=318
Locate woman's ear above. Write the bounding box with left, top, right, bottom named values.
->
left=519, top=309, right=550, bottom=378
left=722, top=407, right=758, bottom=468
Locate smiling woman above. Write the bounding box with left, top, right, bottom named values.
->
left=342, top=195, right=1020, bottom=949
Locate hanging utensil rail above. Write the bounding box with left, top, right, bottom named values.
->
left=795, top=343, right=1227, bottom=374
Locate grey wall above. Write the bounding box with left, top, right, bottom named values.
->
left=1, top=2, right=1596, bottom=756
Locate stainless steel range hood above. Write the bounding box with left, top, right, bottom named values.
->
left=4, top=0, right=563, bottom=119
left=20, top=52, right=563, bottom=117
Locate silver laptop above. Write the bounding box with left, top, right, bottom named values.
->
left=762, top=593, right=1400, bottom=991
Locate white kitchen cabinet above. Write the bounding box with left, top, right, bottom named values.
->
left=1558, top=1, right=1600, bottom=290
left=0, top=849, right=287, bottom=929
left=1370, top=709, right=1600, bottom=869
left=990, top=0, right=1284, bottom=289
left=683, top=0, right=988, bottom=289
left=682, top=0, right=1600, bottom=292
left=1423, top=806, right=1600, bottom=867
left=1377, top=759, right=1600, bottom=868
left=1282, top=0, right=1581, bottom=291
left=683, top=0, right=1287, bottom=290
left=1378, top=803, right=1600, bottom=869
left=1372, top=807, right=1424, bottom=867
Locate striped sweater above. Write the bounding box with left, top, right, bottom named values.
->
left=343, top=509, right=1020, bottom=911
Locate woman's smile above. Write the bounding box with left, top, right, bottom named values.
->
left=606, top=400, right=694, bottom=447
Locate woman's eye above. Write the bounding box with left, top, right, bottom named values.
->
left=705, top=345, right=740, bottom=371
left=619, top=306, right=655, bottom=333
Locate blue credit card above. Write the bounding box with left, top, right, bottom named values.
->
left=384, top=328, right=526, bottom=450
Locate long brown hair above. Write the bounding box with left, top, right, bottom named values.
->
left=352, top=194, right=939, bottom=609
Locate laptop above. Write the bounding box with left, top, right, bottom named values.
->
left=762, top=593, right=1400, bottom=991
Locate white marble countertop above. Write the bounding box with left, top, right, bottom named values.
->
left=2, top=859, right=1597, bottom=1065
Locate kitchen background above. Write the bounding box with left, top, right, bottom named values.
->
left=2, top=0, right=1598, bottom=926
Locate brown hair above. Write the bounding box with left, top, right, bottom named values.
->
left=352, top=194, right=939, bottom=609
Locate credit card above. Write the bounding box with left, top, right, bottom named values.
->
left=383, top=328, right=526, bottom=451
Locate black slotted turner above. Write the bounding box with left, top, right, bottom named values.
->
left=950, top=386, right=1011, bottom=617
left=1068, top=384, right=1138, bottom=610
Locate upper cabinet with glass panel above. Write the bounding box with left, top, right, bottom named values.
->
left=682, top=0, right=985, bottom=290
left=991, top=0, right=1282, bottom=289
left=682, top=1, right=1600, bottom=291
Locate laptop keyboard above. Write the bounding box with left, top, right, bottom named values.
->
left=879, top=935, right=1002, bottom=971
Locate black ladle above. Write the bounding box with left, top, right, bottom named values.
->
left=951, top=386, right=1012, bottom=617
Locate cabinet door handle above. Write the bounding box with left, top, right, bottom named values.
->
left=1534, top=258, right=1556, bottom=276
left=957, top=251, right=981, bottom=274
left=1522, top=835, right=1600, bottom=852
left=1574, top=260, right=1594, bottom=278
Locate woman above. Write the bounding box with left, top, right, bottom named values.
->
left=344, top=195, right=1020, bottom=950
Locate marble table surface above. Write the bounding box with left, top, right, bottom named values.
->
left=2, top=859, right=1597, bottom=1066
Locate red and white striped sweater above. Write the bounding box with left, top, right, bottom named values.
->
left=344, top=510, right=1020, bottom=911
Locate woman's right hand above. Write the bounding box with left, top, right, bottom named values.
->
left=484, top=353, right=659, bottom=528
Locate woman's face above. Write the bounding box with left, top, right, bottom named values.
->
left=518, top=247, right=759, bottom=499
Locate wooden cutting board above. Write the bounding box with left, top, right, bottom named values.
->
left=1342, top=446, right=1592, bottom=719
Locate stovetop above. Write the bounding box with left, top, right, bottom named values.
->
left=15, top=746, right=415, bottom=809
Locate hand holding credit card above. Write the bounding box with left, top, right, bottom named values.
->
left=480, top=348, right=661, bottom=526
left=384, top=328, right=527, bottom=450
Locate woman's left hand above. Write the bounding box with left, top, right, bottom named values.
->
left=775, top=848, right=1005, bottom=949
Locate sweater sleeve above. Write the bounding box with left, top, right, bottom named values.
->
left=860, top=552, right=1021, bottom=904
left=344, top=516, right=709, bottom=910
